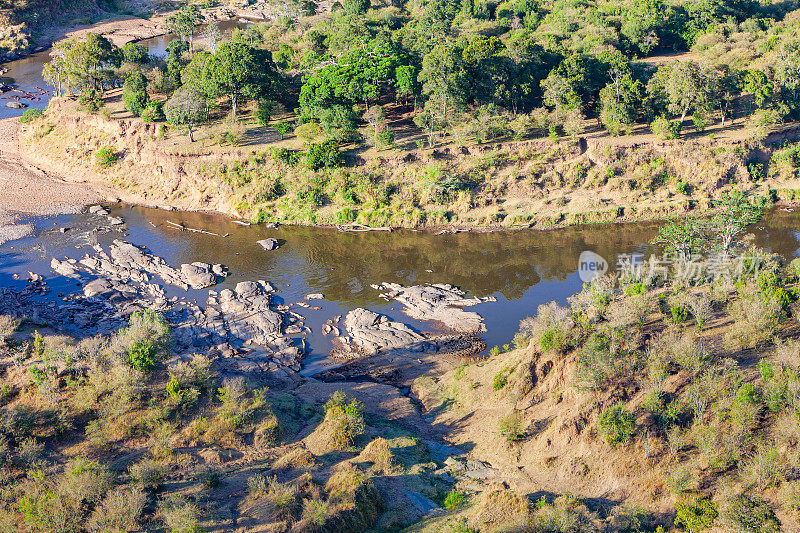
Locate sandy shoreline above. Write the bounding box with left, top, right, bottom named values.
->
left=0, top=117, right=111, bottom=243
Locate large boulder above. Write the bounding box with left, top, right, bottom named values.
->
left=6, top=101, right=26, bottom=109
left=342, top=308, right=427, bottom=355
left=257, top=238, right=279, bottom=250
left=180, top=262, right=217, bottom=290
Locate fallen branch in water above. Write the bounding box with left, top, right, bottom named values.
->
left=336, top=223, right=392, bottom=232
left=165, top=220, right=229, bottom=237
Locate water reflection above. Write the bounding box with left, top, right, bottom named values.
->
left=2, top=206, right=800, bottom=360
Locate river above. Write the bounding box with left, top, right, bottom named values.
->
left=2, top=206, right=800, bottom=373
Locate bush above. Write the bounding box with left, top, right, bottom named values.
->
left=159, top=496, right=201, bottom=533
left=674, top=497, right=718, bottom=533
left=88, top=486, right=147, bottom=532
left=140, top=101, right=165, bottom=122
left=18, top=108, right=43, bottom=123
left=721, top=494, right=780, bottom=532
left=306, top=140, right=342, bottom=170
left=94, top=146, right=117, bottom=168
left=651, top=116, right=681, bottom=139
left=498, top=411, right=525, bottom=442
left=129, top=458, right=164, bottom=490
left=492, top=371, right=508, bottom=391
left=598, top=402, right=635, bottom=446
left=117, top=310, right=172, bottom=363
left=443, top=489, right=467, bottom=510
left=122, top=71, right=149, bottom=117
left=79, top=89, right=102, bottom=113
left=257, top=100, right=273, bottom=125
left=323, top=391, right=366, bottom=449
left=274, top=121, right=293, bottom=139
left=127, top=339, right=157, bottom=372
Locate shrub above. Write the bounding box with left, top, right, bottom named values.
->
left=159, top=496, right=201, bottom=533
left=257, top=100, right=273, bottom=125
left=122, top=71, right=149, bottom=117
left=117, top=310, right=172, bottom=361
left=129, top=458, right=164, bottom=490
left=651, top=116, right=681, bottom=140
left=88, top=486, right=147, bottom=532
left=742, top=444, right=781, bottom=489
left=140, top=101, right=165, bottom=122
left=274, top=121, right=293, bottom=139
left=306, top=140, right=342, bottom=170
left=94, top=146, right=117, bottom=168
left=18, top=108, right=43, bottom=123
left=498, top=411, right=525, bottom=442
left=720, top=494, right=780, bottom=532
left=323, top=391, right=366, bottom=449
left=301, top=498, right=328, bottom=526
left=599, top=402, right=635, bottom=446
left=725, top=289, right=782, bottom=349
left=518, top=302, right=572, bottom=351
left=492, top=371, right=508, bottom=391
left=674, top=497, right=718, bottom=533
left=126, top=339, right=158, bottom=373
left=443, top=489, right=467, bottom=510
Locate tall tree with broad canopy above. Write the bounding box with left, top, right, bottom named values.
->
left=166, top=4, right=202, bottom=53
left=164, top=85, right=206, bottom=142
left=204, top=42, right=275, bottom=117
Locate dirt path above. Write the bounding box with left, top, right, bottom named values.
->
left=0, top=117, right=111, bottom=243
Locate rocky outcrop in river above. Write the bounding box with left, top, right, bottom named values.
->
left=2, top=240, right=307, bottom=376
left=338, top=308, right=429, bottom=356
left=375, top=283, right=495, bottom=333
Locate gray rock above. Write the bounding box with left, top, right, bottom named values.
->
left=257, top=238, right=279, bottom=250
left=88, top=205, right=107, bottom=215
left=463, top=467, right=501, bottom=480
left=402, top=489, right=443, bottom=516
left=341, top=308, right=426, bottom=355
left=377, top=283, right=489, bottom=333
left=107, top=216, right=125, bottom=225
left=51, top=258, right=80, bottom=278
left=180, top=262, right=217, bottom=289
left=305, top=293, right=324, bottom=300
left=6, top=101, right=26, bottom=109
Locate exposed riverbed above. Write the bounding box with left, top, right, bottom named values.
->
left=2, top=205, right=800, bottom=375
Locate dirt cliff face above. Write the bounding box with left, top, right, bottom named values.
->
left=21, top=98, right=236, bottom=214
left=19, top=98, right=800, bottom=228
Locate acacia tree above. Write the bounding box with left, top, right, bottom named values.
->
left=164, top=85, right=206, bottom=142
left=204, top=42, right=274, bottom=117
left=652, top=218, right=708, bottom=257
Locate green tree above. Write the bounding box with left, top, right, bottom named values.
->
left=711, top=191, right=763, bottom=253
left=343, top=0, right=369, bottom=14
left=599, top=69, right=643, bottom=135
left=652, top=218, right=708, bottom=257
left=166, top=4, right=202, bottom=53
left=743, top=69, right=774, bottom=112
left=205, top=42, right=274, bottom=117
left=121, top=42, right=148, bottom=64
left=122, top=71, right=149, bottom=117
left=395, top=64, right=419, bottom=107
left=164, top=85, right=207, bottom=142
left=418, top=42, right=465, bottom=125
left=47, top=34, right=121, bottom=94
left=647, top=60, right=717, bottom=126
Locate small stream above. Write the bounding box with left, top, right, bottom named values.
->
left=2, top=206, right=800, bottom=371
